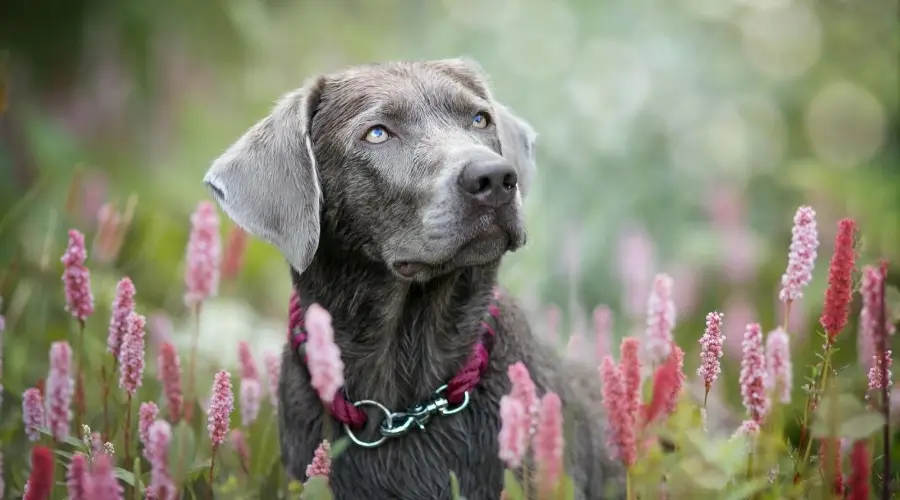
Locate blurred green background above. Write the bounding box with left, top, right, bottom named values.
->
left=0, top=0, right=898, bottom=487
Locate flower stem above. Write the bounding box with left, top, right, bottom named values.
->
left=186, top=303, right=201, bottom=422
left=208, top=445, right=218, bottom=500
left=625, top=469, right=633, bottom=500
left=75, top=319, right=86, bottom=431
left=876, top=271, right=891, bottom=500
left=795, top=343, right=833, bottom=482
left=124, top=393, right=133, bottom=467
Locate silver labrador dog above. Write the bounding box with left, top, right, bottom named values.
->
left=203, top=58, right=625, bottom=499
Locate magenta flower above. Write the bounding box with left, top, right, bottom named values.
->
left=593, top=305, right=613, bottom=362
left=305, top=440, right=332, bottom=479
left=619, top=337, right=642, bottom=427
left=779, top=206, right=819, bottom=303
left=107, top=277, right=136, bottom=359
left=507, top=362, right=539, bottom=434
left=207, top=370, right=234, bottom=446
left=868, top=351, right=892, bottom=391
left=138, top=402, right=159, bottom=454
left=263, top=351, right=281, bottom=408
left=304, top=304, right=345, bottom=405
left=184, top=201, right=221, bottom=308
left=820, top=219, right=857, bottom=342
left=600, top=356, right=636, bottom=467
left=732, top=419, right=761, bottom=438
left=61, top=229, right=95, bottom=321
left=240, top=378, right=262, bottom=427
left=47, top=341, right=74, bottom=441
left=118, top=312, right=146, bottom=397
left=698, top=311, right=725, bottom=394
left=497, top=395, right=528, bottom=469
left=859, top=265, right=895, bottom=371
left=87, top=454, right=123, bottom=499
left=533, top=392, right=564, bottom=494
left=237, top=341, right=259, bottom=381
left=22, top=387, right=45, bottom=442
left=157, top=342, right=184, bottom=422
left=645, top=274, right=676, bottom=365
left=148, top=420, right=176, bottom=500
left=765, top=327, right=792, bottom=403
left=665, top=346, right=686, bottom=416
left=740, top=323, right=769, bottom=423
left=67, top=453, right=90, bottom=500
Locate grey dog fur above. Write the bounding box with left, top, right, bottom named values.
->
left=204, top=58, right=625, bottom=499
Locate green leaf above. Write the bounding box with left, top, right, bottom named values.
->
left=114, top=468, right=141, bottom=489
left=53, top=450, right=76, bottom=461
left=502, top=470, right=524, bottom=500
left=557, top=474, right=576, bottom=500
left=811, top=392, right=885, bottom=440
left=449, top=471, right=461, bottom=500
left=329, top=437, right=350, bottom=460
left=302, top=476, right=334, bottom=500
left=169, top=420, right=198, bottom=486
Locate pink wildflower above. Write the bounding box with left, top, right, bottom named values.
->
left=860, top=264, right=895, bottom=373
left=61, top=229, right=95, bottom=321
left=221, top=226, right=249, bottom=281
left=67, top=453, right=90, bottom=500
left=148, top=312, right=173, bottom=346
left=619, top=337, right=642, bottom=427
left=545, top=304, right=561, bottom=344
left=644, top=349, right=682, bottom=424
left=304, top=304, right=345, bottom=405
left=593, top=305, right=613, bottom=361
left=533, top=392, right=564, bottom=494
left=645, top=274, right=676, bottom=365
left=665, top=346, right=686, bottom=416
left=868, top=351, right=892, bottom=391
left=600, top=356, right=636, bottom=467
left=617, top=226, right=656, bottom=318
left=23, top=446, right=54, bottom=500
left=847, top=440, right=870, bottom=500
left=820, top=438, right=845, bottom=495
left=263, top=351, right=281, bottom=408
left=207, top=370, right=234, bottom=446
left=138, top=402, right=159, bottom=453
left=230, top=430, right=250, bottom=470
left=118, top=312, right=146, bottom=396
left=107, top=277, right=136, bottom=358
left=240, top=378, right=262, bottom=426
left=740, top=323, right=769, bottom=422
left=47, top=341, right=74, bottom=441
left=507, top=362, right=539, bottom=433
left=820, top=219, right=857, bottom=342
left=497, top=395, right=528, bottom=469
left=147, top=420, right=176, bottom=500
left=765, top=327, right=792, bottom=403
left=779, top=206, right=819, bottom=302
left=237, top=341, right=259, bottom=381
left=732, top=419, right=761, bottom=438
left=87, top=454, right=123, bottom=499
left=157, top=342, right=184, bottom=422
left=184, top=201, right=221, bottom=308
left=698, top=311, right=725, bottom=394
left=22, top=387, right=45, bottom=442
left=305, top=440, right=332, bottom=479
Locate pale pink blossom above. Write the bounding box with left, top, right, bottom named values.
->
left=533, top=392, right=564, bottom=493
left=732, top=419, right=761, bottom=439
left=207, top=370, right=234, bottom=446
left=237, top=341, right=259, bottom=381
left=859, top=265, right=895, bottom=371
left=47, top=341, right=74, bottom=441
left=148, top=312, right=174, bottom=346
left=740, top=323, right=769, bottom=422
left=698, top=312, right=725, bottom=393
left=497, top=396, right=528, bottom=469
left=665, top=346, right=686, bottom=416
left=157, top=342, right=183, bottom=422
left=593, top=305, right=613, bottom=361
left=184, top=201, right=221, bottom=308
left=22, top=387, right=45, bottom=442
left=118, top=312, right=146, bottom=396
left=263, top=351, right=281, bottom=408
left=868, top=351, right=892, bottom=391
left=507, top=362, right=539, bottom=434
left=671, top=264, right=700, bottom=316
left=138, top=402, right=159, bottom=454
left=87, top=454, right=123, bottom=499
left=229, top=430, right=250, bottom=470
left=600, top=356, right=636, bottom=467
left=304, top=304, right=344, bottom=405
left=61, top=229, right=95, bottom=321
left=723, top=293, right=757, bottom=358
left=619, top=337, right=642, bottom=427
left=305, top=440, right=332, bottom=479
left=765, top=328, right=792, bottom=403
left=148, top=420, right=176, bottom=500
left=107, top=277, right=136, bottom=358
left=779, top=206, right=819, bottom=303
left=545, top=304, right=561, bottom=345
left=644, top=274, right=676, bottom=365
left=617, top=226, right=656, bottom=318
left=240, top=378, right=262, bottom=427
left=67, top=453, right=90, bottom=500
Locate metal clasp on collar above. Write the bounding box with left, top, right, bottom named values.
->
left=343, top=384, right=471, bottom=449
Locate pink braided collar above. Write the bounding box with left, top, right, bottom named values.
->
left=288, top=288, right=501, bottom=448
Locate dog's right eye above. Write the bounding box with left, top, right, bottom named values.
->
left=363, top=125, right=391, bottom=144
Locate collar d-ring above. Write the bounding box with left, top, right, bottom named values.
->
left=343, top=399, right=393, bottom=448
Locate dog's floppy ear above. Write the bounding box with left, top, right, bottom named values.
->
left=494, top=103, right=538, bottom=198
left=203, top=77, right=325, bottom=274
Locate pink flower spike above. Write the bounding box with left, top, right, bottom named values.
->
left=148, top=420, right=176, bottom=500
left=593, top=305, right=613, bottom=361
left=61, top=229, right=95, bottom=321
left=497, top=395, right=529, bottom=469
left=240, top=378, right=262, bottom=427
left=107, top=277, right=136, bottom=359
left=305, top=440, right=332, bottom=479
left=732, top=419, right=761, bottom=439
left=867, top=351, right=892, bottom=391
left=237, top=341, right=259, bottom=381
left=67, top=453, right=90, bottom=500
left=779, top=206, right=819, bottom=303
left=698, top=311, right=725, bottom=393
left=765, top=327, right=792, bottom=403
left=740, top=323, right=770, bottom=423
left=304, top=304, right=345, bottom=406
left=645, top=274, right=676, bottom=365
left=207, top=370, right=234, bottom=446
left=138, top=402, right=159, bottom=452
left=184, top=201, right=221, bottom=308
left=47, top=341, right=74, bottom=441
left=118, top=312, right=146, bottom=397
left=22, top=387, right=45, bottom=442
left=507, top=362, right=539, bottom=434
left=157, top=342, right=184, bottom=422
left=665, top=346, right=686, bottom=416
left=860, top=265, right=895, bottom=372
left=533, top=392, right=564, bottom=494
left=230, top=430, right=250, bottom=470
left=88, top=454, right=124, bottom=499
left=600, top=356, right=636, bottom=467
left=619, top=337, right=642, bottom=427
left=263, top=351, right=281, bottom=408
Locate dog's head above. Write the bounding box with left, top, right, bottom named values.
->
left=203, top=58, right=537, bottom=281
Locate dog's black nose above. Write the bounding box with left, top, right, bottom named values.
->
left=458, top=158, right=518, bottom=207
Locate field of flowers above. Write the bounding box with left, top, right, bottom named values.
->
left=0, top=198, right=896, bottom=499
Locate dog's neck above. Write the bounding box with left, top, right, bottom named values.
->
left=290, top=244, right=500, bottom=411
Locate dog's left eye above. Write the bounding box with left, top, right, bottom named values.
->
left=363, top=125, right=391, bottom=144
left=471, top=112, right=490, bottom=129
